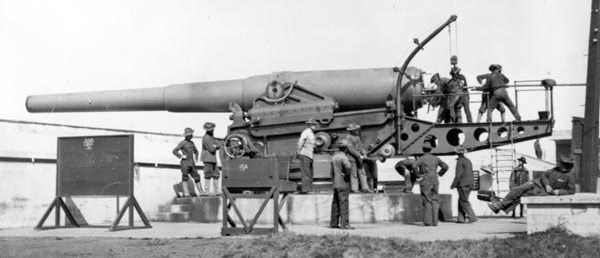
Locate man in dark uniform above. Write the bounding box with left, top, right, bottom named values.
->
left=330, top=139, right=354, bottom=230
left=488, top=156, right=576, bottom=214
left=451, top=146, right=477, bottom=223
left=201, top=122, right=221, bottom=195
left=510, top=157, right=530, bottom=190
left=481, top=64, right=521, bottom=122
left=450, top=67, right=472, bottom=123
left=431, top=73, right=461, bottom=123
left=509, top=156, right=530, bottom=217
left=172, top=127, right=203, bottom=197
left=345, top=123, right=371, bottom=192
left=475, top=64, right=506, bottom=122
left=394, top=157, right=419, bottom=194
left=415, top=142, right=449, bottom=226
left=363, top=159, right=378, bottom=192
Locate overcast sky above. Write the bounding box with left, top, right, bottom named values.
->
left=0, top=0, right=591, bottom=137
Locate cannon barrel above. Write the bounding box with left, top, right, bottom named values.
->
left=26, top=67, right=424, bottom=113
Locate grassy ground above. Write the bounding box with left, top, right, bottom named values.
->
left=1, top=228, right=599, bottom=258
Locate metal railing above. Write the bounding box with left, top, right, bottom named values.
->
left=412, top=80, right=565, bottom=122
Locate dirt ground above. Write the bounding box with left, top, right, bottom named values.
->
left=2, top=229, right=600, bottom=258
left=2, top=220, right=599, bottom=258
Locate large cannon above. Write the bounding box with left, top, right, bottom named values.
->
left=26, top=66, right=436, bottom=158
left=24, top=14, right=555, bottom=179
left=26, top=67, right=424, bottom=115
left=26, top=16, right=553, bottom=160
left=26, top=67, right=553, bottom=156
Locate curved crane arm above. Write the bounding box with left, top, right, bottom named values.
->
left=394, top=15, right=457, bottom=151
left=394, top=14, right=457, bottom=119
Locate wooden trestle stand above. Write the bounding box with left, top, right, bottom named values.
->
left=35, top=135, right=151, bottom=231
left=220, top=156, right=297, bottom=236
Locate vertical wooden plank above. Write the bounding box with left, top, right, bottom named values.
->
left=582, top=0, right=600, bottom=193
left=222, top=189, right=228, bottom=231
left=54, top=197, right=60, bottom=227
left=273, top=187, right=279, bottom=233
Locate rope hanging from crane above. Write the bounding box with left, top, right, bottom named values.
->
left=446, top=21, right=461, bottom=73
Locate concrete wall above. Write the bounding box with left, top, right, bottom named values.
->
left=177, top=193, right=452, bottom=225
left=522, top=194, right=600, bottom=237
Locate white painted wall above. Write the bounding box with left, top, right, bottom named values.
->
left=0, top=120, right=195, bottom=228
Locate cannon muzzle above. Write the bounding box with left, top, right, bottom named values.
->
left=26, top=67, right=425, bottom=113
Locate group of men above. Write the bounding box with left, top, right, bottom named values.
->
left=395, top=143, right=477, bottom=225
left=327, top=128, right=377, bottom=230
left=488, top=156, right=575, bottom=214
left=326, top=129, right=479, bottom=228
left=296, top=118, right=378, bottom=229
left=175, top=116, right=575, bottom=229
left=428, top=63, right=521, bottom=124
left=172, top=122, right=221, bottom=197
left=395, top=147, right=576, bottom=225
left=297, top=116, right=576, bottom=229
left=297, top=119, right=376, bottom=195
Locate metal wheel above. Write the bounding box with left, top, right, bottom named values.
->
left=263, top=80, right=295, bottom=103
left=224, top=133, right=248, bottom=158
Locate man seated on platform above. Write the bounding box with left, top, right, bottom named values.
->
left=488, top=156, right=575, bottom=214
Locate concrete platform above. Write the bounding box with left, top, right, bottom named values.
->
left=166, top=193, right=452, bottom=225
left=0, top=218, right=526, bottom=241
left=522, top=193, right=600, bottom=237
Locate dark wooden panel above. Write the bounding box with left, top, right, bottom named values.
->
left=57, top=135, right=133, bottom=196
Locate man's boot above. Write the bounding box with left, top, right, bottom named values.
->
left=476, top=112, right=483, bottom=123
left=488, top=201, right=502, bottom=214
left=500, top=112, right=506, bottom=123
left=181, top=180, right=190, bottom=197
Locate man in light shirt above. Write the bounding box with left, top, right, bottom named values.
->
left=297, top=118, right=318, bottom=194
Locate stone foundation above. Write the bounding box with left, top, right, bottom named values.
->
left=521, top=193, right=600, bottom=237
left=171, top=193, right=452, bottom=225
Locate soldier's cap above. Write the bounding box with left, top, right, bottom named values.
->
left=488, top=64, right=499, bottom=72
left=305, top=118, right=318, bottom=125
left=183, top=127, right=194, bottom=136
left=559, top=156, right=574, bottom=164
left=337, top=139, right=351, bottom=148
left=518, top=156, right=527, bottom=164
left=346, top=123, right=361, bottom=131
left=203, top=122, right=216, bottom=131
left=454, top=146, right=467, bottom=154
